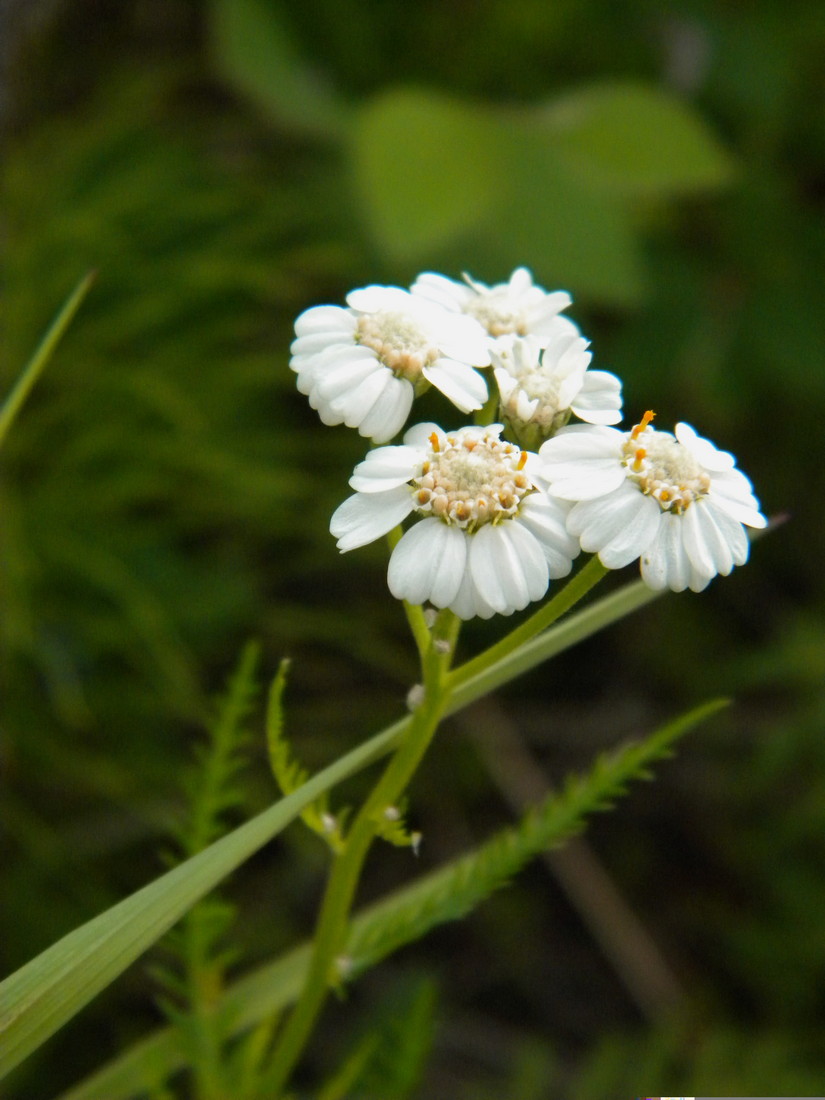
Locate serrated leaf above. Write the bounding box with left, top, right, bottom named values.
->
left=54, top=697, right=728, bottom=1100
left=0, top=716, right=406, bottom=1082
left=541, top=82, right=735, bottom=195
left=352, top=87, right=505, bottom=258
left=266, top=659, right=343, bottom=850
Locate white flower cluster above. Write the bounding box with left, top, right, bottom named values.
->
left=291, top=268, right=766, bottom=618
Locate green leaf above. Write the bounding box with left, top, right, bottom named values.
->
left=209, top=0, right=348, bottom=140
left=482, top=117, right=645, bottom=305
left=266, top=659, right=344, bottom=850
left=541, top=82, right=735, bottom=196
left=2, top=572, right=680, bottom=1085
left=0, top=271, right=95, bottom=449
left=56, top=697, right=727, bottom=1100
left=0, top=716, right=405, bottom=1082
left=351, top=87, right=644, bottom=305
left=352, top=87, right=505, bottom=259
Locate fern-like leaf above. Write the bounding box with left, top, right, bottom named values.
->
left=152, top=641, right=262, bottom=1098
left=345, top=698, right=728, bottom=977
left=372, top=797, right=422, bottom=855
left=266, top=658, right=345, bottom=852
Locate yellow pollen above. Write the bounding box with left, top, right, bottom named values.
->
left=517, top=450, right=528, bottom=470
left=429, top=432, right=440, bottom=452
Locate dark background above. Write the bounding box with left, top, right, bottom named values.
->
left=2, top=0, right=825, bottom=1096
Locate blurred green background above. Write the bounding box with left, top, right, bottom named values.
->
left=2, top=0, right=824, bottom=1096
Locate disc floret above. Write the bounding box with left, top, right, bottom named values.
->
left=621, top=411, right=711, bottom=514
left=355, top=311, right=439, bottom=381
left=411, top=428, right=533, bottom=531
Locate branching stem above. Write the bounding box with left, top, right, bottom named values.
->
left=261, top=610, right=460, bottom=1095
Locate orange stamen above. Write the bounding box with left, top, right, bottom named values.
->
left=429, top=431, right=440, bottom=452
left=517, top=450, right=528, bottom=470
left=630, top=409, right=656, bottom=440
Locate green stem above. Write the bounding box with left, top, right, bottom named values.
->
left=0, top=271, right=96, bottom=449
left=261, top=611, right=460, bottom=1095
left=447, top=554, right=609, bottom=695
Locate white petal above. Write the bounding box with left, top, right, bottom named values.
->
left=469, top=522, right=549, bottom=614
left=293, top=304, right=355, bottom=337
left=569, top=484, right=659, bottom=568
left=410, top=272, right=473, bottom=312
left=346, top=285, right=412, bottom=314
left=682, top=503, right=729, bottom=577
left=707, top=472, right=766, bottom=528
left=330, top=488, right=413, bottom=551
left=516, top=494, right=579, bottom=577
left=570, top=370, right=623, bottom=425
left=640, top=512, right=712, bottom=592
left=330, top=369, right=399, bottom=433
left=539, top=424, right=623, bottom=467
left=356, top=374, right=414, bottom=443
left=449, top=566, right=498, bottom=620
left=699, top=500, right=750, bottom=568
left=292, top=345, right=353, bottom=392
left=349, top=444, right=421, bottom=492
left=530, top=309, right=579, bottom=343
left=387, top=519, right=466, bottom=607
left=314, top=351, right=384, bottom=402
left=434, top=313, right=492, bottom=366
left=403, top=421, right=445, bottom=448
left=547, top=462, right=628, bottom=502
left=423, top=358, right=488, bottom=412
left=674, top=422, right=735, bottom=471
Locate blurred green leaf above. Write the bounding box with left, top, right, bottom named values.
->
left=480, top=116, right=645, bottom=305
left=352, top=86, right=644, bottom=304
left=209, top=0, right=349, bottom=139
left=352, top=87, right=505, bottom=259
left=541, top=82, right=735, bottom=195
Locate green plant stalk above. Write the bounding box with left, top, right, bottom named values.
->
left=0, top=271, right=96, bottom=449
left=260, top=610, right=461, bottom=1096
left=447, top=574, right=660, bottom=708
left=0, top=570, right=658, bottom=1084
left=57, top=693, right=724, bottom=1100
left=446, top=554, right=609, bottom=696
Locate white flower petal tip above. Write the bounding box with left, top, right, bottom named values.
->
left=410, top=268, right=575, bottom=349
left=540, top=410, right=767, bottom=592
left=334, top=423, right=580, bottom=619
left=490, top=333, right=623, bottom=447
left=290, top=285, right=490, bottom=441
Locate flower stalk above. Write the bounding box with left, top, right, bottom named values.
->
left=262, top=610, right=460, bottom=1095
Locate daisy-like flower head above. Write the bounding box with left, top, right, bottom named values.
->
left=539, top=410, right=767, bottom=592
left=290, top=286, right=490, bottom=444
left=491, top=331, right=622, bottom=450
left=411, top=267, right=573, bottom=348
left=330, top=422, right=580, bottom=619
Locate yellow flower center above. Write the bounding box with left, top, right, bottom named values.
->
left=355, top=312, right=439, bottom=380
left=411, top=430, right=533, bottom=530
left=622, top=412, right=710, bottom=513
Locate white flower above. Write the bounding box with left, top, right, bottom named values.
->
left=290, top=286, right=490, bottom=443
left=539, top=411, right=767, bottom=592
left=492, top=331, right=622, bottom=448
left=330, top=423, right=580, bottom=619
left=411, top=267, right=573, bottom=347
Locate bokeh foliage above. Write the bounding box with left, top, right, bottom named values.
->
left=2, top=0, right=824, bottom=1095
